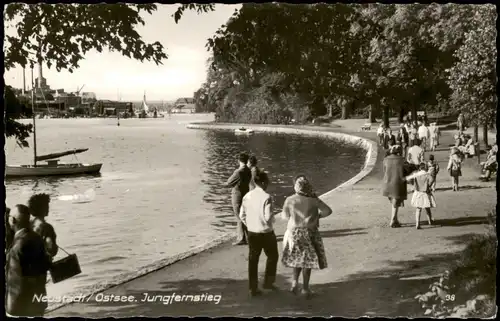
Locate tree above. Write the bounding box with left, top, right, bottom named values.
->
left=3, top=3, right=214, bottom=147
left=447, top=5, right=496, bottom=145
left=4, top=86, right=33, bottom=148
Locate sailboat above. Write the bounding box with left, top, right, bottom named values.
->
left=5, top=65, right=103, bottom=178
left=138, top=91, right=149, bottom=118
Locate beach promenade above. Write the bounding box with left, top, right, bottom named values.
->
left=47, top=120, right=496, bottom=317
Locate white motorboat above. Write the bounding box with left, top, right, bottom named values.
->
left=6, top=65, right=103, bottom=178
left=234, top=127, right=254, bottom=135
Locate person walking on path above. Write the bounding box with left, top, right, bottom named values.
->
left=407, top=139, right=424, bottom=168
left=247, top=155, right=260, bottom=191
left=226, top=153, right=252, bottom=245
left=281, top=175, right=332, bottom=298
left=427, top=154, right=440, bottom=192
left=418, top=121, right=430, bottom=152
left=408, top=163, right=436, bottom=229
left=429, top=123, right=440, bottom=151
left=6, top=204, right=51, bottom=317
left=383, top=128, right=397, bottom=151
left=382, top=145, right=408, bottom=228
left=447, top=147, right=463, bottom=191
left=239, top=171, right=278, bottom=297
left=28, top=193, right=59, bottom=258
left=396, top=123, right=409, bottom=158
left=457, top=112, right=465, bottom=132
left=409, top=123, right=419, bottom=147
left=377, top=123, right=385, bottom=146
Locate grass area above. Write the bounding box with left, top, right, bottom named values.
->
left=449, top=211, right=496, bottom=299
left=416, top=210, right=497, bottom=317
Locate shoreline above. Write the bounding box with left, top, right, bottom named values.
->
left=45, top=122, right=378, bottom=313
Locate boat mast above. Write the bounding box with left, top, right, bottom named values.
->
left=31, top=66, right=37, bottom=167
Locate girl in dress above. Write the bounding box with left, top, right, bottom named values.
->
left=447, top=147, right=463, bottom=191
left=409, top=163, right=436, bottom=229
left=281, top=175, right=332, bottom=298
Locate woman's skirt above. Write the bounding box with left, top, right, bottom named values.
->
left=449, top=168, right=462, bottom=177
left=411, top=191, right=436, bottom=208
left=281, top=227, right=327, bottom=270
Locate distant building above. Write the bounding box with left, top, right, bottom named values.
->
left=172, top=97, right=195, bottom=113
left=93, top=100, right=133, bottom=116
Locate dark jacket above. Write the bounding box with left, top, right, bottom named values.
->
left=382, top=154, right=408, bottom=200
left=396, top=128, right=409, bottom=145
left=6, top=228, right=51, bottom=316
left=226, top=166, right=252, bottom=201
left=248, top=166, right=260, bottom=191
left=383, top=134, right=397, bottom=150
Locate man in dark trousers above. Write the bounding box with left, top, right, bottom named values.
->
left=226, top=152, right=252, bottom=245
left=6, top=204, right=51, bottom=317
left=239, top=171, right=278, bottom=296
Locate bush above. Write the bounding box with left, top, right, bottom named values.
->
left=415, top=210, right=497, bottom=317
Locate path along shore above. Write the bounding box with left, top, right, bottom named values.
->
left=47, top=119, right=496, bottom=317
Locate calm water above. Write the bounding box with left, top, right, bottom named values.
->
left=4, top=114, right=365, bottom=298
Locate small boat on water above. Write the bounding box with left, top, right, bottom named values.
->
left=6, top=65, right=103, bottom=178
left=234, top=127, right=254, bottom=135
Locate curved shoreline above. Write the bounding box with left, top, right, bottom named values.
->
left=45, top=122, right=378, bottom=313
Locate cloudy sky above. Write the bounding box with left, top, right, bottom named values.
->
left=4, top=4, right=240, bottom=101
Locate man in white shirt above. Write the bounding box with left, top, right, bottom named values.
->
left=407, top=139, right=425, bottom=167
left=240, top=171, right=278, bottom=297
left=418, top=122, right=430, bottom=152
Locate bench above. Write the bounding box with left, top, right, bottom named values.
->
left=360, top=123, right=372, bottom=131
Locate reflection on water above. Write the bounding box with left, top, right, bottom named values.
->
left=202, top=130, right=366, bottom=229
left=4, top=116, right=364, bottom=300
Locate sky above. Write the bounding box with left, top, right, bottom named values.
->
left=4, top=4, right=240, bottom=101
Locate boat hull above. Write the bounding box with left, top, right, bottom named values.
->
left=5, top=163, right=102, bottom=178
left=235, top=129, right=254, bottom=135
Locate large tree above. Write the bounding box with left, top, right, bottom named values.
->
left=447, top=5, right=496, bottom=145
left=4, top=3, right=214, bottom=146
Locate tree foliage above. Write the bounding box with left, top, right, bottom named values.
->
left=197, top=4, right=494, bottom=127
left=447, top=5, right=497, bottom=128
left=4, top=86, right=33, bottom=148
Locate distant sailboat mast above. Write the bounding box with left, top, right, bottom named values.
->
left=143, top=91, right=149, bottom=113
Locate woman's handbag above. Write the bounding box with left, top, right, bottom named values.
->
left=49, top=246, right=81, bottom=283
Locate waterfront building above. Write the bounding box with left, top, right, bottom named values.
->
left=93, top=100, right=133, bottom=116
left=173, top=97, right=196, bottom=113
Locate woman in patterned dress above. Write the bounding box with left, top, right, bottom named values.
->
left=281, top=175, right=332, bottom=298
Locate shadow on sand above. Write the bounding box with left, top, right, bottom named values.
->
left=433, top=185, right=491, bottom=192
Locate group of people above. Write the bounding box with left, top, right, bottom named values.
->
left=381, top=117, right=497, bottom=229
left=377, top=119, right=441, bottom=159
left=225, top=153, right=332, bottom=297
left=5, top=194, right=58, bottom=316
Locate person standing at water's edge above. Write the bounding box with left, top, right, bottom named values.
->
left=281, top=175, right=331, bottom=298
left=248, top=155, right=260, bottom=191
left=239, top=171, right=279, bottom=297
left=382, top=145, right=408, bottom=228
left=28, top=193, right=58, bottom=258
left=6, top=204, right=51, bottom=317
left=226, top=153, right=252, bottom=245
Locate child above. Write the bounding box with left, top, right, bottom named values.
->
left=447, top=147, right=463, bottom=191
left=409, top=163, right=436, bottom=229
left=427, top=154, right=440, bottom=192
